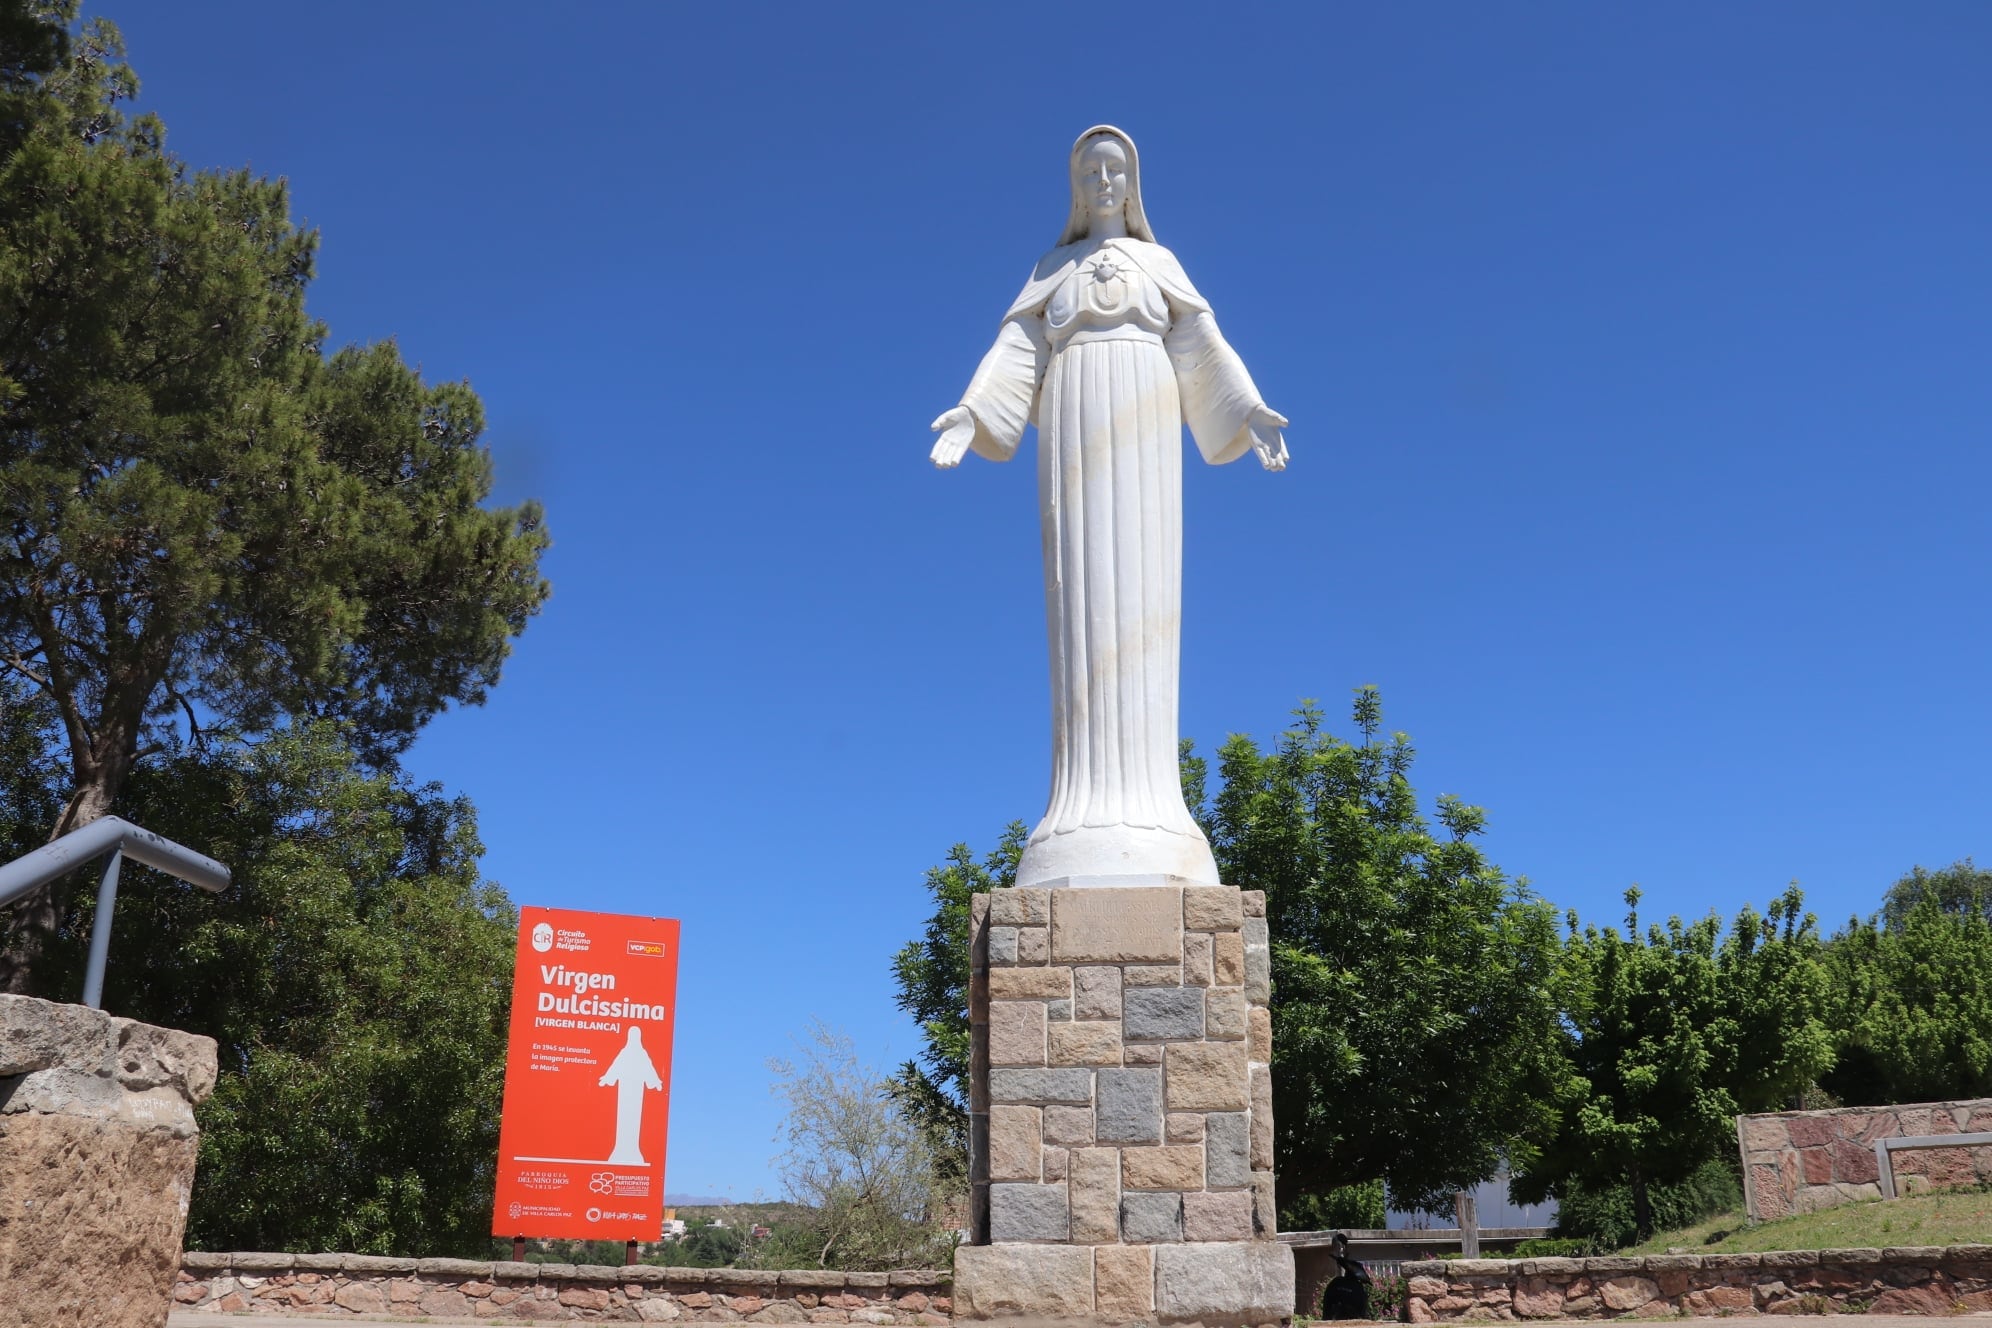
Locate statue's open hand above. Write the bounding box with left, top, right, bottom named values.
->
left=1249, top=405, right=1290, bottom=472
left=930, top=406, right=976, bottom=469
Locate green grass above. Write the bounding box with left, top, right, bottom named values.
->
left=1618, top=1186, right=1992, bottom=1255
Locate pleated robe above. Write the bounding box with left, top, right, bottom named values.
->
left=957, top=237, right=1269, bottom=888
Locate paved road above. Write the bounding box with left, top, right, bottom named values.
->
left=172, top=1316, right=1992, bottom=1327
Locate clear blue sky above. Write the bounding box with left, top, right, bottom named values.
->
left=116, top=3, right=1992, bottom=1199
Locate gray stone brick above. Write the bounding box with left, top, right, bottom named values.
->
left=1242, top=917, right=1269, bottom=949
left=989, top=1068, right=1093, bottom=1105
left=1206, top=1111, right=1251, bottom=1188
left=1046, top=998, right=1073, bottom=1023
left=987, top=926, right=1019, bottom=965
left=989, top=1182, right=1069, bottom=1242
left=1124, top=987, right=1205, bottom=1042
left=1096, top=1067, right=1162, bottom=1144
left=1120, top=1191, right=1183, bottom=1243
left=1244, top=941, right=1271, bottom=1005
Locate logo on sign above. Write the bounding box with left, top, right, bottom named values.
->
left=627, top=939, right=666, bottom=957
left=586, top=1207, right=602, bottom=1223
left=589, top=1172, right=615, bottom=1194
left=531, top=922, right=554, bottom=953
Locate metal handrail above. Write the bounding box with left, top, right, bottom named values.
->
left=0, top=816, right=230, bottom=1008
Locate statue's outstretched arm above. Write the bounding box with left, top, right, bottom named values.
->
left=931, top=315, right=1049, bottom=468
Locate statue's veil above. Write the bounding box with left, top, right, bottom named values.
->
left=1058, top=124, right=1155, bottom=246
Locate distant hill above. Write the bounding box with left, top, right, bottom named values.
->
left=664, top=1194, right=734, bottom=1207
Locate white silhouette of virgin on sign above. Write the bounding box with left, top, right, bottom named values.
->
left=599, top=1027, right=664, bottom=1165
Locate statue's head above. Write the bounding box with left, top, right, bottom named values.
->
left=1060, top=125, right=1154, bottom=246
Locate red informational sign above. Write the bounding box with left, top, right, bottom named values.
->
left=492, top=906, right=681, bottom=1241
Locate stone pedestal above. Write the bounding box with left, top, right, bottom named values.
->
left=958, top=884, right=1293, bottom=1325
left=0, top=993, right=218, bottom=1328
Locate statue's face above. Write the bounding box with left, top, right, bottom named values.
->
left=1078, top=137, right=1129, bottom=223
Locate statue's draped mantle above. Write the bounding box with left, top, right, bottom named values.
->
left=954, top=236, right=1270, bottom=887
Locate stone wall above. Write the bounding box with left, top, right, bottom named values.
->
left=0, top=992, right=218, bottom=1328
left=954, top=884, right=1293, bottom=1325
left=1402, top=1247, right=1992, bottom=1321
left=1736, top=1098, right=1992, bottom=1220
left=174, top=1254, right=951, bottom=1322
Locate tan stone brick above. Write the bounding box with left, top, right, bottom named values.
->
left=1183, top=1190, right=1254, bottom=1241
left=1094, top=1246, right=1154, bottom=1320
left=1241, top=890, right=1266, bottom=918
left=988, top=968, right=1072, bottom=1000
left=1122, top=1144, right=1205, bottom=1190
left=1251, top=1171, right=1278, bottom=1236
left=1166, top=1111, right=1205, bottom=1144
left=1183, top=933, right=1214, bottom=987
left=1068, top=1147, right=1120, bottom=1244
left=1251, top=1064, right=1274, bottom=1169
left=1122, top=1043, right=1162, bottom=1066
left=1051, top=887, right=1183, bottom=963
left=1043, top=1146, right=1069, bottom=1183
left=1184, top=886, right=1244, bottom=931
left=989, top=1001, right=1047, bottom=1067
left=1049, top=1020, right=1122, bottom=1067
left=1213, top=932, right=1245, bottom=985
left=989, top=888, right=1049, bottom=927
left=1206, top=987, right=1247, bottom=1040
left=1016, top=927, right=1049, bottom=965
left=1124, top=964, right=1182, bottom=987
left=1043, top=1104, right=1093, bottom=1146
left=1248, top=1005, right=1272, bottom=1063
left=1166, top=1042, right=1249, bottom=1111
left=1075, top=966, right=1122, bottom=1019
left=989, top=1105, right=1042, bottom=1182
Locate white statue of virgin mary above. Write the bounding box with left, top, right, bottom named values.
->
left=932, top=126, right=1288, bottom=889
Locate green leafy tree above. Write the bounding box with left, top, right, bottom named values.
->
left=887, top=824, right=1024, bottom=1184
left=1514, top=885, right=1830, bottom=1241
left=1879, top=858, right=1992, bottom=930
left=0, top=3, right=549, bottom=991
left=1198, top=689, right=1571, bottom=1218
left=1822, top=885, right=1992, bottom=1106
left=30, top=724, right=517, bottom=1254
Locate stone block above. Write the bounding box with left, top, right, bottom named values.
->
left=1069, top=1146, right=1121, bottom=1244
left=1043, top=1105, right=1094, bottom=1146
left=989, top=1105, right=1042, bottom=1182
left=1183, top=932, right=1215, bottom=986
left=1213, top=933, right=1245, bottom=986
left=988, top=967, right=1072, bottom=1001
left=110, top=1017, right=218, bottom=1101
left=988, top=1001, right=1046, bottom=1067
left=1046, top=998, right=1072, bottom=1022
left=1125, top=987, right=1205, bottom=1041
left=1097, top=1067, right=1163, bottom=1144
left=1250, top=1065, right=1274, bottom=1169
left=1242, top=917, right=1268, bottom=949
left=1251, top=1171, right=1278, bottom=1236
left=1155, top=1240, right=1296, bottom=1322
left=1051, top=887, right=1183, bottom=963
left=0, top=995, right=113, bottom=1077
left=1074, top=966, right=1123, bottom=1019
left=1122, top=1043, right=1162, bottom=1065
left=1123, top=1143, right=1205, bottom=1190
left=987, top=927, right=1019, bottom=965
left=1183, top=1190, right=1254, bottom=1241
left=1095, top=1245, right=1156, bottom=1321
left=1184, top=886, right=1244, bottom=931
left=1121, top=1191, right=1184, bottom=1243
left=1244, top=940, right=1271, bottom=1005
left=1166, top=1042, right=1249, bottom=1111
left=1205, top=1112, right=1251, bottom=1188
left=1125, top=964, right=1185, bottom=986
left=1248, top=1006, right=1272, bottom=1063
left=1206, top=987, right=1247, bottom=1041
left=989, top=888, right=1050, bottom=927
left=953, top=1245, right=1092, bottom=1319
left=988, top=1068, right=1093, bottom=1105
left=988, top=1182, right=1069, bottom=1242
left=1043, top=1145, right=1069, bottom=1182
left=1241, top=890, right=1266, bottom=918
left=1049, top=1020, right=1122, bottom=1066
left=1167, top=1111, right=1206, bottom=1143
left=1017, top=927, right=1050, bottom=965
